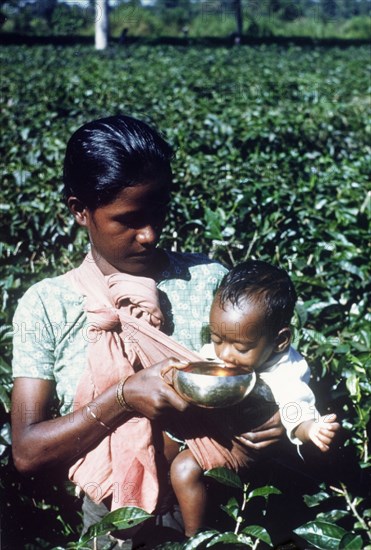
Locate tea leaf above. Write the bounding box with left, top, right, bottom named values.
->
left=205, top=468, right=243, bottom=489
left=294, top=520, right=347, bottom=549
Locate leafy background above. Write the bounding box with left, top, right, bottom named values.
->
left=0, top=42, right=370, bottom=548
left=1, top=0, right=371, bottom=40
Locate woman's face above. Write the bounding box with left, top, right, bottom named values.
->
left=71, top=181, right=171, bottom=275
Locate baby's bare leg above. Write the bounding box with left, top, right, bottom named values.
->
left=162, top=431, right=181, bottom=463
left=170, top=448, right=207, bottom=537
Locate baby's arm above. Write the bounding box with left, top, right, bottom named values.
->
left=294, top=414, right=341, bottom=452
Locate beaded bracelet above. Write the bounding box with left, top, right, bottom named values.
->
left=116, top=375, right=134, bottom=412
left=86, top=403, right=111, bottom=431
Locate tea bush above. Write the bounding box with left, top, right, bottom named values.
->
left=0, top=43, right=369, bottom=548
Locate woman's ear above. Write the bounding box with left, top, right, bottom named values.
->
left=274, top=327, right=291, bottom=353
left=67, top=197, right=89, bottom=227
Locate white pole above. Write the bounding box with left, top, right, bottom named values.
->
left=95, top=0, right=109, bottom=50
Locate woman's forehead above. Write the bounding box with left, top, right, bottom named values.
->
left=105, top=181, right=171, bottom=209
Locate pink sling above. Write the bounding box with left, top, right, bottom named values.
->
left=67, top=253, right=248, bottom=513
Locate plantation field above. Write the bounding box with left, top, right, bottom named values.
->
left=0, top=44, right=370, bottom=548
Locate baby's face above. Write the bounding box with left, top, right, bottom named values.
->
left=209, top=298, right=276, bottom=372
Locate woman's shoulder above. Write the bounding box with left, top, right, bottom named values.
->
left=164, top=250, right=228, bottom=277
left=14, top=273, right=84, bottom=318
left=21, top=273, right=80, bottom=298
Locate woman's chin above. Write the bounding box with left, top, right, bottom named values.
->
left=117, top=252, right=161, bottom=276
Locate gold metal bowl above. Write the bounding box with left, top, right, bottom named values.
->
left=171, top=361, right=256, bottom=408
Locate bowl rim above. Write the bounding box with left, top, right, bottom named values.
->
left=176, top=362, right=256, bottom=379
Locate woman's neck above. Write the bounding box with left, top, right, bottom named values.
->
left=91, top=247, right=169, bottom=280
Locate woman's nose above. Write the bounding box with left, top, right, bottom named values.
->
left=136, top=224, right=158, bottom=245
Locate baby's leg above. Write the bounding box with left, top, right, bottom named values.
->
left=170, top=448, right=207, bottom=537
left=162, top=431, right=181, bottom=464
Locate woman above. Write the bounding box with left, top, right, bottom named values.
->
left=11, top=115, right=283, bottom=548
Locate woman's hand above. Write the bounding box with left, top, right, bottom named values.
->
left=235, top=409, right=285, bottom=451
left=122, top=358, right=190, bottom=420
left=11, top=359, right=188, bottom=474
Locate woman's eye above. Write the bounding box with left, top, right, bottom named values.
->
left=113, top=215, right=133, bottom=226
left=114, top=213, right=149, bottom=229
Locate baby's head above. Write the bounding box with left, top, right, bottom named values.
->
left=209, top=260, right=297, bottom=371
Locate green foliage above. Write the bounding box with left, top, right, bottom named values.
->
left=80, top=469, right=280, bottom=549
left=60, top=506, right=153, bottom=549
left=294, top=483, right=371, bottom=549
left=341, top=16, right=371, bottom=39
left=1, top=43, right=369, bottom=547
left=205, top=467, right=243, bottom=489
left=194, top=468, right=281, bottom=547
left=1, top=0, right=371, bottom=38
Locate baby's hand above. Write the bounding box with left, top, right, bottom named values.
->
left=308, top=413, right=341, bottom=452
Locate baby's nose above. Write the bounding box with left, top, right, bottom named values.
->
left=218, top=346, right=237, bottom=367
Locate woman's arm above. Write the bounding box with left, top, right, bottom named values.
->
left=11, top=359, right=189, bottom=475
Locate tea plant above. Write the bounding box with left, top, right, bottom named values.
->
left=56, top=507, right=154, bottom=550
left=61, top=468, right=280, bottom=549
left=294, top=483, right=371, bottom=549
left=184, top=468, right=281, bottom=549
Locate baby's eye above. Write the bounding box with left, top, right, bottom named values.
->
left=235, top=346, right=251, bottom=354
left=210, top=335, right=222, bottom=345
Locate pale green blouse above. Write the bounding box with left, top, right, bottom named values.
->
left=12, top=251, right=227, bottom=415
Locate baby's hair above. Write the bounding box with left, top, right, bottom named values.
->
left=63, top=114, right=173, bottom=209
left=216, top=260, right=297, bottom=335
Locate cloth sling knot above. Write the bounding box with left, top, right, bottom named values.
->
left=85, top=307, right=121, bottom=333
left=85, top=273, right=165, bottom=336
left=106, top=272, right=164, bottom=329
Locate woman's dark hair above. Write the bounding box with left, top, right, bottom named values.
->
left=63, top=115, right=173, bottom=209
left=217, top=260, right=297, bottom=335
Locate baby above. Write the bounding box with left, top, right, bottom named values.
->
left=168, top=260, right=340, bottom=537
